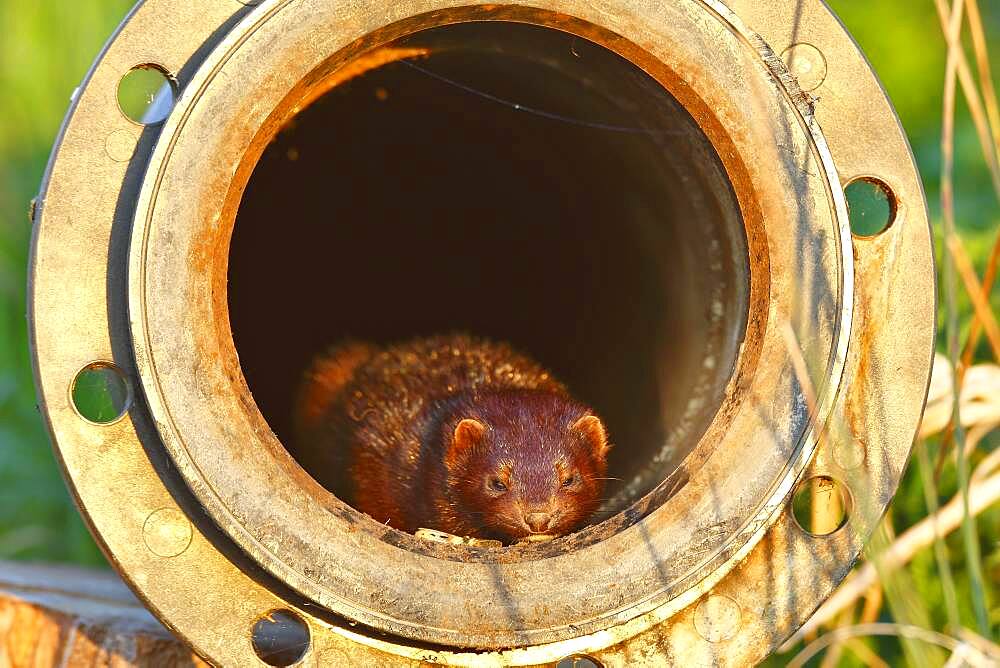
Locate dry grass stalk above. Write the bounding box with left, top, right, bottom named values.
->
left=788, top=442, right=1000, bottom=641
left=789, top=623, right=1000, bottom=668
left=965, top=0, right=1000, bottom=150
left=859, top=584, right=883, bottom=625
left=938, top=0, right=992, bottom=637
left=922, top=354, right=1000, bottom=438
left=933, top=0, right=1000, bottom=199
left=936, top=0, right=1000, bottom=473
left=948, top=235, right=1000, bottom=362
left=789, top=0, right=1000, bottom=661
left=819, top=609, right=853, bottom=668
left=955, top=628, right=1000, bottom=660
left=960, top=238, right=1000, bottom=375
left=844, top=638, right=891, bottom=668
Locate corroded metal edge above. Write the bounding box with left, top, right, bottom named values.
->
left=28, top=0, right=934, bottom=664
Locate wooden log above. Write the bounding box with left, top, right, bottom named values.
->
left=0, top=561, right=206, bottom=667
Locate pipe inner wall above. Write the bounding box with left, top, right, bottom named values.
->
left=228, top=21, right=750, bottom=519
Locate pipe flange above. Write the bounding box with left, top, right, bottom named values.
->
left=31, top=0, right=934, bottom=665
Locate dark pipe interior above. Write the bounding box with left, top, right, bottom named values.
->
left=229, top=22, right=749, bottom=524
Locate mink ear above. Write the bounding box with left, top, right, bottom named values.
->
left=445, top=418, right=486, bottom=471
left=573, top=414, right=611, bottom=459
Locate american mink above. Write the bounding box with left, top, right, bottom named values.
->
left=295, top=334, right=611, bottom=542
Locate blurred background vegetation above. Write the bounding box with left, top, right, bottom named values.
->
left=1, top=1, right=998, bottom=664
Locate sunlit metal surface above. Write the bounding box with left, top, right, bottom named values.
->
left=29, top=0, right=934, bottom=665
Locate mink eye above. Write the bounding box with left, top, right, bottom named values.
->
left=561, top=473, right=579, bottom=488
left=488, top=477, right=508, bottom=493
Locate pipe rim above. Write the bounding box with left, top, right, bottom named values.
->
left=28, top=0, right=934, bottom=663
left=127, top=0, right=849, bottom=648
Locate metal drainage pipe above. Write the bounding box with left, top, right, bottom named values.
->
left=29, top=1, right=934, bottom=666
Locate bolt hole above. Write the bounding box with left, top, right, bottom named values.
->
left=71, top=362, right=131, bottom=424
left=251, top=609, right=310, bottom=666
left=781, top=43, right=828, bottom=92
left=845, top=177, right=896, bottom=237
left=791, top=475, right=851, bottom=536
left=117, top=64, right=176, bottom=125
left=557, top=656, right=603, bottom=668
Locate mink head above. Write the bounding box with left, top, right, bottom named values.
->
left=442, top=390, right=611, bottom=542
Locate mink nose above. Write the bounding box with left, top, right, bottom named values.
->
left=525, top=512, right=551, bottom=533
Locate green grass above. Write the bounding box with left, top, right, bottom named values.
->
left=1, top=0, right=997, bottom=662
left=0, top=1, right=134, bottom=565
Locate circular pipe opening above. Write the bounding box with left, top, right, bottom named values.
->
left=228, top=21, right=749, bottom=531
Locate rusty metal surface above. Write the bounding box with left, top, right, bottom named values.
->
left=28, top=0, right=934, bottom=665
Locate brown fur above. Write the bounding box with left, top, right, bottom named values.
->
left=296, top=334, right=611, bottom=541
